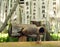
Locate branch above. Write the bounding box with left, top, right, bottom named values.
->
left=0, top=0, right=19, bottom=32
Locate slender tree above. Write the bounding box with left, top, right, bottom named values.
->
left=0, top=0, right=19, bottom=32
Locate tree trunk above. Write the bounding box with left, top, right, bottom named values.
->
left=0, top=0, right=19, bottom=32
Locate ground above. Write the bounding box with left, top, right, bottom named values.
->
left=0, top=41, right=60, bottom=47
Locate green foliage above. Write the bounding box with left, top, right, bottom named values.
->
left=1, top=33, right=60, bottom=42
left=50, top=33, right=60, bottom=41
left=8, top=37, right=18, bottom=42
left=0, top=33, right=18, bottom=42
left=27, top=37, right=37, bottom=41
left=0, top=33, right=8, bottom=42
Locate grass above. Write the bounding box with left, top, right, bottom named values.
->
left=0, top=33, right=18, bottom=42
left=50, top=33, right=60, bottom=40
left=0, top=33, right=60, bottom=42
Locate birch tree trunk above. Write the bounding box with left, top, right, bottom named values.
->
left=0, top=0, right=19, bottom=32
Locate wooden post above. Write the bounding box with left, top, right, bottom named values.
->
left=18, top=36, right=27, bottom=42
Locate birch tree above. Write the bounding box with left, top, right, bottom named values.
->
left=0, top=0, right=19, bottom=32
